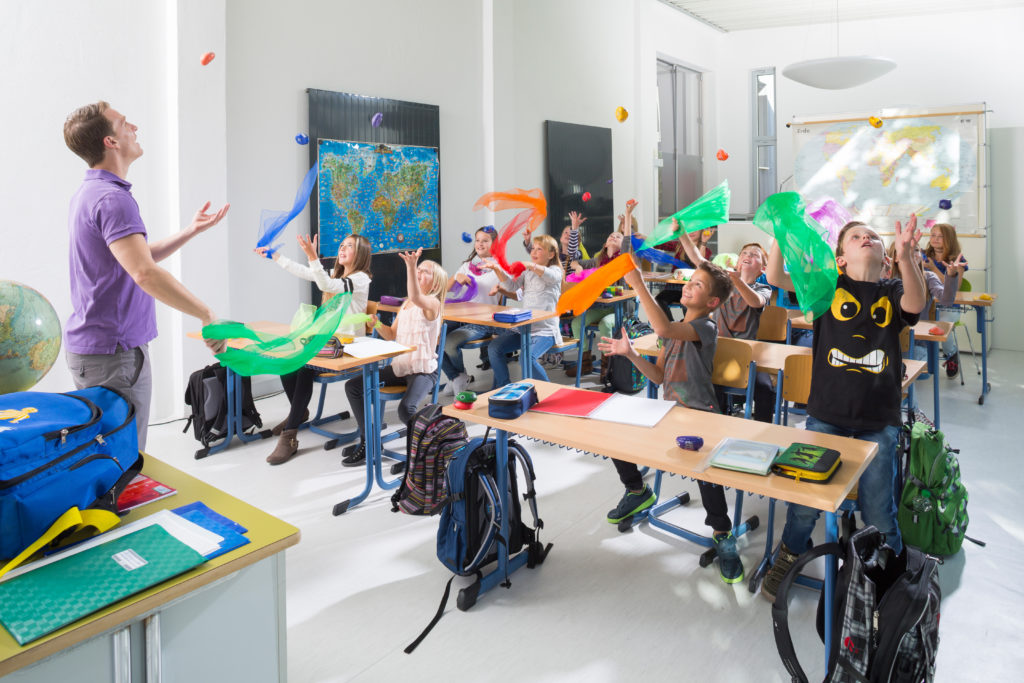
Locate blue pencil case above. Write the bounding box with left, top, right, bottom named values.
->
left=487, top=382, right=538, bottom=419
left=493, top=309, right=532, bottom=323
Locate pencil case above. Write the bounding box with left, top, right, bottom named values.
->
left=493, top=309, right=532, bottom=323
left=487, top=382, right=538, bottom=419
left=771, top=442, right=841, bottom=483
left=380, top=296, right=405, bottom=306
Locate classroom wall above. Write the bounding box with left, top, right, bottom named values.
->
left=0, top=0, right=230, bottom=420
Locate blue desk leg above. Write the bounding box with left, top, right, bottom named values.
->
left=458, top=428, right=530, bottom=609
left=773, top=369, right=784, bottom=425
left=332, top=363, right=378, bottom=515
left=927, top=340, right=940, bottom=428
left=976, top=304, right=991, bottom=405
left=519, top=325, right=533, bottom=380
left=823, top=511, right=838, bottom=667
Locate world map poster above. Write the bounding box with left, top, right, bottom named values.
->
left=317, top=139, right=440, bottom=255
left=792, top=108, right=984, bottom=234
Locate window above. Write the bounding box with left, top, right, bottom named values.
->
left=657, top=60, right=703, bottom=221
left=751, top=67, right=777, bottom=210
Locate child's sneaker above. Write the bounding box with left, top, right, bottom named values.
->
left=713, top=532, right=744, bottom=584
left=606, top=485, right=656, bottom=524
left=451, top=373, right=473, bottom=396
left=944, top=352, right=959, bottom=378
left=761, top=543, right=800, bottom=603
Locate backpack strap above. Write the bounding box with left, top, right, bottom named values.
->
left=507, top=442, right=552, bottom=569
left=0, top=506, right=120, bottom=579
left=770, top=542, right=842, bottom=683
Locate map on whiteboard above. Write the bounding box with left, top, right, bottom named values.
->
left=793, top=115, right=979, bottom=231
left=317, top=139, right=440, bottom=255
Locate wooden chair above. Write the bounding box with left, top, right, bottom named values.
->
left=756, top=305, right=789, bottom=343
left=712, top=337, right=757, bottom=419
left=774, top=353, right=812, bottom=426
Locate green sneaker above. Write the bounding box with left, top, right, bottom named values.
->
left=606, top=485, right=656, bottom=524
left=713, top=532, right=744, bottom=584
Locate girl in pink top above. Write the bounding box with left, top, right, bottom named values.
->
left=341, top=248, right=448, bottom=467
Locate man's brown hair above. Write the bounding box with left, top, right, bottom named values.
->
left=64, top=101, right=113, bottom=167
left=699, top=261, right=733, bottom=305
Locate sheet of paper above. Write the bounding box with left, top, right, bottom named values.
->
left=587, top=393, right=675, bottom=428
left=530, top=387, right=612, bottom=418
left=1, top=510, right=223, bottom=583
left=343, top=337, right=412, bottom=359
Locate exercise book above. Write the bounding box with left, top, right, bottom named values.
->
left=529, top=387, right=612, bottom=417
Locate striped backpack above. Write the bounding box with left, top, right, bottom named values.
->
left=390, top=404, right=468, bottom=516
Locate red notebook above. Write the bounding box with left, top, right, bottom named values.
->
left=529, top=387, right=612, bottom=418
left=116, top=474, right=177, bottom=513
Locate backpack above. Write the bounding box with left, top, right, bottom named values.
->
left=897, top=422, right=974, bottom=556
left=391, top=404, right=468, bottom=516
left=405, top=434, right=552, bottom=653
left=183, top=363, right=263, bottom=457
left=0, top=386, right=142, bottom=572
left=772, top=526, right=941, bottom=683
left=603, top=316, right=653, bottom=394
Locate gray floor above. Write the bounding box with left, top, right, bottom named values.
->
left=147, top=348, right=1024, bottom=682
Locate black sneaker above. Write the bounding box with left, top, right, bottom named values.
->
left=944, top=352, right=959, bottom=378
left=606, top=485, right=656, bottom=524
left=341, top=441, right=366, bottom=467
left=713, top=532, right=744, bottom=584
left=762, top=543, right=800, bottom=603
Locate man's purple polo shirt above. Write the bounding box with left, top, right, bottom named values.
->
left=66, top=169, right=157, bottom=354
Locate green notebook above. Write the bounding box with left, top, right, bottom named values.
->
left=0, top=525, right=206, bottom=645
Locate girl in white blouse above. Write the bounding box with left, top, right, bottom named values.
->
left=341, top=248, right=447, bottom=467
left=256, top=233, right=372, bottom=465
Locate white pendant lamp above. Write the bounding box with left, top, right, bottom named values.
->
left=782, top=1, right=896, bottom=90
left=782, top=56, right=896, bottom=90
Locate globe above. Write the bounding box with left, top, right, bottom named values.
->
left=0, top=280, right=62, bottom=394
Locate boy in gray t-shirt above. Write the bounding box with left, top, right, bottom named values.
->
left=600, top=259, right=746, bottom=585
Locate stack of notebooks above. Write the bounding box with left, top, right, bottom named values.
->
left=709, top=439, right=841, bottom=482
left=0, top=503, right=250, bottom=645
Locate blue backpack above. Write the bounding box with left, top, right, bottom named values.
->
left=0, top=386, right=141, bottom=574
left=405, top=435, right=551, bottom=653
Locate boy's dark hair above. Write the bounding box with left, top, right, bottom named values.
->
left=64, top=101, right=113, bottom=167
left=699, top=261, right=733, bottom=305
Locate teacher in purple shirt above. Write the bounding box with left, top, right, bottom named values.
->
left=63, top=101, right=228, bottom=450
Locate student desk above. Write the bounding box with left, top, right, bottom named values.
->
left=953, top=291, right=997, bottom=405
left=440, top=302, right=559, bottom=380
left=190, top=323, right=413, bottom=515
left=0, top=456, right=298, bottom=683
left=442, top=380, right=876, bottom=663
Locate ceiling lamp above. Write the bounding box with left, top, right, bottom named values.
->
left=782, top=1, right=896, bottom=90
left=782, top=56, right=896, bottom=90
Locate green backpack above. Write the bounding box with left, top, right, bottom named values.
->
left=897, top=422, right=970, bottom=555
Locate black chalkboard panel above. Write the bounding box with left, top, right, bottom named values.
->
left=544, top=121, right=613, bottom=258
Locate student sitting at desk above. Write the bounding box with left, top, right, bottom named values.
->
left=599, top=260, right=747, bottom=585
left=565, top=201, right=634, bottom=377
left=255, top=233, right=372, bottom=466
left=762, top=218, right=925, bottom=603
left=441, top=225, right=506, bottom=396
left=483, top=234, right=563, bottom=389
left=654, top=226, right=714, bottom=321
left=923, top=222, right=968, bottom=377
left=342, top=249, right=447, bottom=467
left=676, top=225, right=775, bottom=423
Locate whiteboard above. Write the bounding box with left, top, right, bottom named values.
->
left=790, top=104, right=987, bottom=236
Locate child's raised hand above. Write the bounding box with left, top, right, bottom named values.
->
left=254, top=246, right=278, bottom=261
left=570, top=260, right=583, bottom=274
left=622, top=267, right=643, bottom=289
left=296, top=234, right=320, bottom=260
left=568, top=210, right=586, bottom=230
left=625, top=199, right=638, bottom=213
left=598, top=329, right=634, bottom=357
left=454, top=273, right=471, bottom=285
left=894, top=215, right=921, bottom=255
left=489, top=284, right=501, bottom=297
left=398, top=248, right=423, bottom=268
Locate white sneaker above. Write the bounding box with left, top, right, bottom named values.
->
left=452, top=373, right=473, bottom=395
left=439, top=380, right=456, bottom=396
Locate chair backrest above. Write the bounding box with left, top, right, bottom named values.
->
left=365, top=300, right=378, bottom=335
left=756, top=305, right=788, bottom=342
left=959, top=277, right=972, bottom=292
left=899, top=326, right=911, bottom=354
left=711, top=338, right=754, bottom=389
left=781, top=353, right=813, bottom=404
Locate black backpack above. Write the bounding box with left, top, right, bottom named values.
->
left=772, top=526, right=941, bottom=683
left=602, top=316, right=653, bottom=394
left=405, top=434, right=552, bottom=653
left=183, top=363, right=263, bottom=458
left=391, top=404, right=468, bottom=516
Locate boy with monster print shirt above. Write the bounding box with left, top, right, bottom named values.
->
left=761, top=218, right=926, bottom=603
